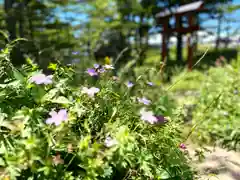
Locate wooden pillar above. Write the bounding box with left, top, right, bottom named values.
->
left=161, top=18, right=168, bottom=62
left=162, top=34, right=166, bottom=62
left=187, top=34, right=193, bottom=71
left=176, top=15, right=183, bottom=63
left=187, top=14, right=194, bottom=71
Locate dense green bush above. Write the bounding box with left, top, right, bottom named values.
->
left=0, top=46, right=193, bottom=179
left=172, top=63, right=240, bottom=151
left=191, top=65, right=240, bottom=150
left=170, top=70, right=205, bottom=92
left=193, top=48, right=238, bottom=68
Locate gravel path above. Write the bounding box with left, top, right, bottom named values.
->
left=186, top=143, right=240, bottom=180
left=173, top=90, right=240, bottom=180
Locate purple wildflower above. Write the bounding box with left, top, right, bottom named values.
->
left=139, top=108, right=158, bottom=124
left=94, top=64, right=100, bottom=69
left=179, top=143, right=187, bottom=150
left=72, top=51, right=79, bottom=55
left=98, top=67, right=106, bottom=73
left=125, top=81, right=134, bottom=88
left=82, top=87, right=100, bottom=98
left=231, top=172, right=240, bottom=179
left=93, top=64, right=106, bottom=74
left=29, top=73, right=53, bottom=85
left=86, top=68, right=98, bottom=76
left=104, top=136, right=118, bottom=147
left=155, top=115, right=168, bottom=124
left=46, top=109, right=68, bottom=126
left=147, top=82, right=154, bottom=86
left=137, top=97, right=151, bottom=105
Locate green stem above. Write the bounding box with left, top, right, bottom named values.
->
left=184, top=91, right=223, bottom=142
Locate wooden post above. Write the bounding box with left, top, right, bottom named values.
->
left=176, top=15, right=183, bottom=63
left=161, top=18, right=169, bottom=63
left=187, top=34, right=193, bottom=71
left=187, top=14, right=194, bottom=71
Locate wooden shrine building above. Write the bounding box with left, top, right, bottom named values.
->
left=155, top=1, right=206, bottom=70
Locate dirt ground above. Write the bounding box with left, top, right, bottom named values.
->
left=186, top=143, right=240, bottom=180
left=173, top=91, right=240, bottom=180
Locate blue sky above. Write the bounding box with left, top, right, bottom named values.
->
left=57, top=0, right=240, bottom=37
left=0, top=0, right=239, bottom=39
left=201, top=0, right=240, bottom=36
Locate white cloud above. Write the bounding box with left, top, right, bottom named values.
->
left=148, top=30, right=217, bottom=46
left=147, top=30, right=239, bottom=47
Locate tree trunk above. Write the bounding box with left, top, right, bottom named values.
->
left=28, top=14, right=34, bottom=40
left=18, top=2, right=25, bottom=38
left=4, top=0, right=16, bottom=40
left=5, top=0, right=26, bottom=66
left=138, top=13, right=145, bottom=66
left=25, top=0, right=34, bottom=40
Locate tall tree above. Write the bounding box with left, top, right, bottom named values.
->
left=2, top=0, right=77, bottom=68
left=215, top=3, right=240, bottom=49
left=4, top=0, right=16, bottom=40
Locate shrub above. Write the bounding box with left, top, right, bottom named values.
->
left=0, top=45, right=193, bottom=179
left=193, top=48, right=238, bottom=68
left=170, top=70, right=205, bottom=92
left=180, top=65, right=240, bottom=151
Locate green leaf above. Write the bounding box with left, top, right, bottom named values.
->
left=50, top=96, right=71, bottom=105
left=0, top=157, right=5, bottom=166
left=48, top=63, right=57, bottom=71
left=13, top=70, right=24, bottom=81
left=12, top=114, right=25, bottom=121
left=41, top=88, right=59, bottom=102
left=79, top=136, right=91, bottom=150
left=26, top=57, right=38, bottom=70
left=157, top=169, right=170, bottom=179
left=110, top=107, right=117, bottom=119
left=31, top=86, right=46, bottom=103
left=8, top=80, right=21, bottom=88
left=0, top=144, right=5, bottom=154
left=101, top=166, right=113, bottom=178
left=0, top=113, right=7, bottom=122
left=7, top=166, right=21, bottom=179
left=0, top=30, right=9, bottom=42
left=0, top=84, right=7, bottom=88
left=0, top=90, right=6, bottom=100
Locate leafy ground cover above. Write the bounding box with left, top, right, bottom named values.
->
left=167, top=56, right=240, bottom=180
left=0, top=41, right=239, bottom=180
left=0, top=45, right=193, bottom=180
left=171, top=59, right=240, bottom=151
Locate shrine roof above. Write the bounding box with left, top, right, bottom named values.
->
left=155, top=1, right=204, bottom=18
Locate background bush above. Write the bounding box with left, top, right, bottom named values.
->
left=171, top=62, right=240, bottom=151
